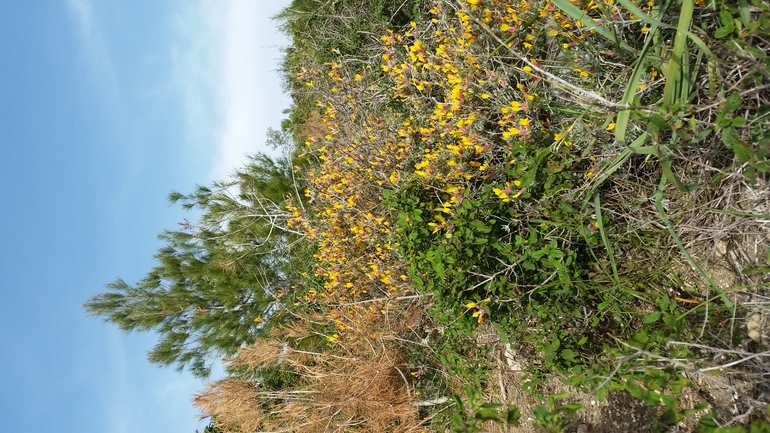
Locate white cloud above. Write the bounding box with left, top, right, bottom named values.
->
left=171, top=0, right=291, bottom=183
left=169, top=0, right=224, bottom=170
left=213, top=0, right=292, bottom=179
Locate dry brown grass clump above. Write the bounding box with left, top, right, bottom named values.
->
left=193, top=318, right=426, bottom=433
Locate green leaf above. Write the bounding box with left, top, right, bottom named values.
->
left=533, top=405, right=550, bottom=420
left=722, top=127, right=753, bottom=163
left=750, top=417, right=770, bottom=432
left=521, top=168, right=537, bottom=187
left=721, top=127, right=739, bottom=149
left=659, top=295, right=671, bottom=312
left=506, top=405, right=522, bottom=424
left=470, top=220, right=491, bottom=234
left=596, top=387, right=607, bottom=402
left=451, top=413, right=465, bottom=429
left=718, top=427, right=749, bottom=433
left=732, top=116, right=747, bottom=127
left=644, top=311, right=662, bottom=325
left=475, top=408, right=501, bottom=421
left=717, top=115, right=733, bottom=128
left=561, top=349, right=577, bottom=362
left=560, top=403, right=585, bottom=412
left=714, top=21, right=734, bottom=39
left=738, top=0, right=751, bottom=25
left=724, top=92, right=742, bottom=113
left=719, top=10, right=735, bottom=30
left=427, top=250, right=445, bottom=279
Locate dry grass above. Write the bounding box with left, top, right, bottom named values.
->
left=193, top=314, right=426, bottom=433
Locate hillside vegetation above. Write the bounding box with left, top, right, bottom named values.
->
left=87, top=0, right=770, bottom=431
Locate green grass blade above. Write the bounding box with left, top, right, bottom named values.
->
left=594, top=193, right=619, bottom=285
left=654, top=176, right=733, bottom=309
left=689, top=49, right=704, bottom=100
left=738, top=0, right=751, bottom=26
left=680, top=38, right=691, bottom=103
left=662, top=0, right=695, bottom=107
left=614, top=0, right=672, bottom=145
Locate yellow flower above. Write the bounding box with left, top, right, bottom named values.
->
left=573, top=68, right=590, bottom=77
left=502, top=127, right=520, bottom=140
left=606, top=122, right=616, bottom=131
left=472, top=310, right=484, bottom=323
left=465, top=301, right=477, bottom=308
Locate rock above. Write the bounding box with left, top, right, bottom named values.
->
left=747, top=313, right=764, bottom=343
left=715, top=239, right=728, bottom=258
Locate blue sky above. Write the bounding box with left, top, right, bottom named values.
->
left=0, top=1, right=290, bottom=431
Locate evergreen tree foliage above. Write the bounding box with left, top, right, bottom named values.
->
left=85, top=152, right=304, bottom=377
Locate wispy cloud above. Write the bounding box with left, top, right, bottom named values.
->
left=171, top=0, right=291, bottom=183
left=169, top=0, right=224, bottom=171
left=213, top=0, right=291, bottom=179
left=66, top=0, right=120, bottom=104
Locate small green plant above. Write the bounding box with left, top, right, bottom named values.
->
left=532, top=393, right=584, bottom=433
left=451, top=386, right=521, bottom=433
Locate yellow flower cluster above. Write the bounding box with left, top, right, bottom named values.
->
left=286, top=58, right=416, bottom=335
left=379, top=2, right=538, bottom=198
left=492, top=179, right=523, bottom=203
left=285, top=0, right=620, bottom=336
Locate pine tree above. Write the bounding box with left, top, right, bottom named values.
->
left=85, top=152, right=304, bottom=377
